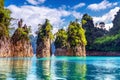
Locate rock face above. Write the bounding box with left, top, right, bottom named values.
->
left=36, top=19, right=53, bottom=57
left=0, top=23, right=11, bottom=57
left=0, top=19, right=33, bottom=57
left=0, top=37, right=11, bottom=57
left=73, top=45, right=86, bottom=56
left=55, top=45, right=86, bottom=56
left=11, top=27, right=33, bottom=57
left=11, top=40, right=33, bottom=57
left=36, top=38, right=51, bottom=57
left=86, top=51, right=120, bottom=56
left=54, top=48, right=70, bottom=56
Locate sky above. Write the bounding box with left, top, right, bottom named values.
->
left=5, top=0, right=120, bottom=35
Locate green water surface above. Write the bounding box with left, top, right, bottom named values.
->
left=0, top=55, right=120, bottom=80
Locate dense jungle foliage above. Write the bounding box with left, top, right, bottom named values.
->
left=0, top=0, right=11, bottom=38
left=37, top=19, right=54, bottom=45
left=54, top=20, right=87, bottom=49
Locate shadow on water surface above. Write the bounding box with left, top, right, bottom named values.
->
left=0, top=56, right=120, bottom=80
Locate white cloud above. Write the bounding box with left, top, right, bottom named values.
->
left=7, top=5, right=81, bottom=35
left=105, top=23, right=113, bottom=30
left=88, top=0, right=118, bottom=11
left=72, top=11, right=82, bottom=19
left=93, top=7, right=120, bottom=30
left=93, top=7, right=120, bottom=23
left=73, top=3, right=85, bottom=9
left=27, top=0, right=45, bottom=5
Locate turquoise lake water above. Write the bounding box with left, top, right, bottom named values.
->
left=0, top=55, right=120, bottom=80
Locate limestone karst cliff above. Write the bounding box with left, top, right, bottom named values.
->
left=0, top=20, right=11, bottom=57
left=0, top=33, right=11, bottom=57
left=54, top=21, right=87, bottom=56
left=36, top=38, right=51, bottom=57
left=0, top=1, right=12, bottom=57
left=11, top=19, right=33, bottom=57
left=0, top=19, right=33, bottom=57
left=36, top=19, right=53, bottom=57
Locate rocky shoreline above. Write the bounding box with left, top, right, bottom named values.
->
left=55, top=46, right=86, bottom=56
left=54, top=50, right=120, bottom=56
left=86, top=51, right=120, bottom=56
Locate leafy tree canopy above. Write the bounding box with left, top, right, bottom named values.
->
left=0, top=0, right=4, bottom=8
left=11, top=20, right=31, bottom=43
left=37, top=19, right=54, bottom=44
left=54, top=29, right=68, bottom=48
left=93, top=33, right=120, bottom=51
left=68, top=21, right=87, bottom=48
left=0, top=0, right=11, bottom=38
left=81, top=13, right=108, bottom=50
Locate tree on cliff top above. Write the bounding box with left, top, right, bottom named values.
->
left=68, top=20, right=87, bottom=48
left=11, top=19, right=31, bottom=44
left=92, top=10, right=120, bottom=51
left=81, top=14, right=95, bottom=46
left=81, top=14, right=107, bottom=50
left=0, top=0, right=11, bottom=38
left=37, top=19, right=53, bottom=44
left=0, top=0, right=4, bottom=8
left=54, top=29, right=68, bottom=48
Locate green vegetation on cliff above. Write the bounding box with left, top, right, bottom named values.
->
left=93, top=33, right=120, bottom=51
left=0, top=0, right=4, bottom=8
left=0, top=1, right=11, bottom=38
left=92, top=10, right=120, bottom=51
left=36, top=19, right=53, bottom=57
left=81, top=14, right=107, bottom=50
left=37, top=19, right=53, bottom=45
left=54, top=29, right=68, bottom=48
left=68, top=21, right=87, bottom=48
left=0, top=8, right=11, bottom=27
left=83, top=9, right=120, bottom=52
left=54, top=20, right=87, bottom=49
left=0, top=23, right=9, bottom=38
left=11, top=27, right=30, bottom=43
left=11, top=20, right=30, bottom=44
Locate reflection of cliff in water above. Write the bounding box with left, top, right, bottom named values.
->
left=0, top=58, right=32, bottom=80
left=54, top=60, right=87, bottom=80
left=36, top=60, right=51, bottom=80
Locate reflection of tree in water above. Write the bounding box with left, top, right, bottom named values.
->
left=55, top=61, right=87, bottom=80
left=36, top=60, right=51, bottom=80
left=0, top=59, right=12, bottom=80
left=11, top=59, right=32, bottom=80
left=0, top=58, right=32, bottom=80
